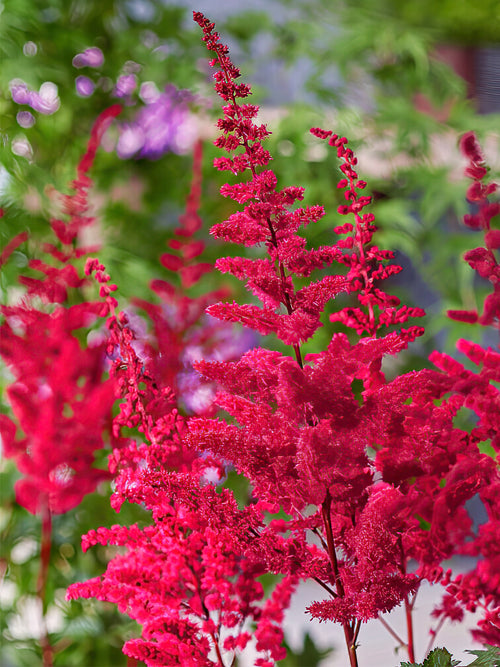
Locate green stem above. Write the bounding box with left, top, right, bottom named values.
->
left=37, top=504, right=53, bottom=667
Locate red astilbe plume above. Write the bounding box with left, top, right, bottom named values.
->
left=0, top=106, right=121, bottom=667
left=67, top=123, right=293, bottom=666
left=68, top=313, right=297, bottom=666
left=0, top=105, right=122, bottom=516
left=447, top=131, right=500, bottom=328
left=424, top=133, right=500, bottom=647
left=189, top=14, right=500, bottom=665
left=189, top=13, right=437, bottom=666
left=128, top=138, right=253, bottom=416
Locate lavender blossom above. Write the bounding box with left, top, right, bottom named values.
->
left=75, top=76, right=95, bottom=97
left=114, top=74, right=138, bottom=98
left=16, top=111, right=36, bottom=128
left=72, top=47, right=104, bottom=69
left=116, top=85, right=194, bottom=160
left=10, top=81, right=60, bottom=115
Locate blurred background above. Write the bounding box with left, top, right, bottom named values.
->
left=1, top=0, right=499, bottom=665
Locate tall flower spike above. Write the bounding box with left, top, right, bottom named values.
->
left=194, top=13, right=349, bottom=370
left=447, top=131, right=500, bottom=327
left=0, top=106, right=122, bottom=515
left=189, top=14, right=436, bottom=667
left=426, top=134, right=500, bottom=646
left=67, top=96, right=293, bottom=666
left=309, top=128, right=425, bottom=340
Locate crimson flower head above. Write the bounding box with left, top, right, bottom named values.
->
left=67, top=15, right=500, bottom=666
left=0, top=107, right=122, bottom=514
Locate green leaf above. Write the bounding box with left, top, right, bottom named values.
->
left=400, top=647, right=460, bottom=667
left=279, top=632, right=334, bottom=666
left=465, top=645, right=500, bottom=667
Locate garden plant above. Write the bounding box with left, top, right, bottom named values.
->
left=1, top=8, right=500, bottom=667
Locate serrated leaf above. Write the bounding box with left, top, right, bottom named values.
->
left=465, top=645, right=500, bottom=667
left=399, top=647, right=460, bottom=667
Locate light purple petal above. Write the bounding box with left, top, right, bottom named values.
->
left=33, top=83, right=60, bottom=114
left=116, top=125, right=145, bottom=159
left=139, top=81, right=160, bottom=104
left=11, top=81, right=59, bottom=115
left=114, top=74, right=137, bottom=98
left=11, top=82, right=31, bottom=105
left=75, top=75, right=95, bottom=97
left=16, top=111, right=36, bottom=128
left=72, top=47, right=104, bottom=69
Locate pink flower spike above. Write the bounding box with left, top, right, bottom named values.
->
left=459, top=131, right=484, bottom=165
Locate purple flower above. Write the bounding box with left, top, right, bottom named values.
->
left=139, top=81, right=161, bottom=104
left=114, top=74, right=137, bottom=98
left=10, top=82, right=31, bottom=105
left=75, top=76, right=95, bottom=97
left=72, top=47, right=104, bottom=69
left=16, top=111, right=36, bottom=128
left=116, top=85, right=194, bottom=160
left=116, top=125, right=146, bottom=159
left=10, top=80, right=60, bottom=115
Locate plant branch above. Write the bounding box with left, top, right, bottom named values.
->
left=321, top=492, right=358, bottom=667
left=377, top=614, right=406, bottom=648
left=405, top=594, right=416, bottom=663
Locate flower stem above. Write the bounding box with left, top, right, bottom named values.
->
left=405, top=594, right=416, bottom=663
left=322, top=492, right=359, bottom=667
left=211, top=631, right=226, bottom=667
left=377, top=614, right=406, bottom=648
left=37, top=505, right=53, bottom=667
left=425, top=616, right=445, bottom=657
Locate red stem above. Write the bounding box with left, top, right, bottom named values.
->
left=405, top=595, right=416, bottom=663
left=211, top=631, right=226, bottom=667
left=322, top=493, right=359, bottom=667
left=377, top=614, right=406, bottom=648
left=425, top=615, right=445, bottom=657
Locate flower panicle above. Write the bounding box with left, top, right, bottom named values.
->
left=193, top=15, right=425, bottom=353
left=447, top=132, right=499, bottom=328
left=0, top=108, right=123, bottom=515
left=310, top=127, right=425, bottom=341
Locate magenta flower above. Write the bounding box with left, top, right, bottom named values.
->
left=0, top=106, right=123, bottom=514
left=72, top=47, right=104, bottom=69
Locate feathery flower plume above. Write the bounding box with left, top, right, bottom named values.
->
left=68, top=117, right=287, bottom=666
left=189, top=14, right=500, bottom=665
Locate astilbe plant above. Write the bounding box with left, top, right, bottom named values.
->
left=65, top=13, right=500, bottom=667
left=0, top=105, right=122, bottom=666
left=426, top=131, right=500, bottom=648
left=185, top=14, right=499, bottom=665
left=67, top=121, right=292, bottom=667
